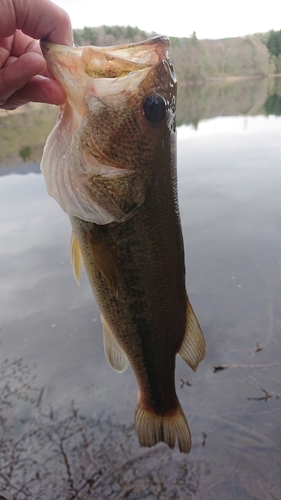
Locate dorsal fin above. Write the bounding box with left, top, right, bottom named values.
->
left=177, top=300, right=206, bottom=372
left=101, top=316, right=129, bottom=373
left=70, top=231, right=83, bottom=285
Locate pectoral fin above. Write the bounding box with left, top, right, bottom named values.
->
left=87, top=225, right=118, bottom=297
left=70, top=231, right=83, bottom=285
left=177, top=301, right=206, bottom=372
left=101, top=316, right=129, bottom=373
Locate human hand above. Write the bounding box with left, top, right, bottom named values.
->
left=0, top=0, right=73, bottom=110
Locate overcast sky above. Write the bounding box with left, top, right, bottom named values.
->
left=53, top=0, right=281, bottom=40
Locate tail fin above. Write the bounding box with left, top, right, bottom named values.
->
left=135, top=399, right=191, bottom=453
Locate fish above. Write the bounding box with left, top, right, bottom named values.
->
left=40, top=36, right=206, bottom=453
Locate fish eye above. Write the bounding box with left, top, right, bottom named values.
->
left=143, top=94, right=166, bottom=123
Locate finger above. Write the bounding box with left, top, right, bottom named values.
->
left=6, top=33, right=57, bottom=80
left=0, top=52, right=46, bottom=106
left=9, top=30, right=42, bottom=58
left=1, top=0, right=73, bottom=46
left=1, top=76, right=67, bottom=110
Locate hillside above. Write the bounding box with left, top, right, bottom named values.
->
left=170, top=35, right=273, bottom=82
left=73, top=26, right=279, bottom=82
left=0, top=103, right=57, bottom=166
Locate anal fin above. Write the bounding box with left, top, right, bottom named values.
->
left=70, top=231, right=83, bottom=285
left=177, top=300, right=206, bottom=372
left=101, top=316, right=129, bottom=373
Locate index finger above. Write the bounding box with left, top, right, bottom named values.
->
left=1, top=0, right=73, bottom=46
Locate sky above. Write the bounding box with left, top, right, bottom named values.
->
left=53, top=0, right=281, bottom=40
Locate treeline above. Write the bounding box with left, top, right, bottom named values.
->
left=73, top=25, right=150, bottom=47
left=170, top=34, right=273, bottom=82
left=73, top=26, right=281, bottom=82
left=265, top=30, right=281, bottom=56
left=264, top=30, right=281, bottom=73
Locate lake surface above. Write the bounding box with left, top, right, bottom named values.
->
left=1, top=84, right=281, bottom=498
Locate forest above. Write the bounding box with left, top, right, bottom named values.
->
left=73, top=26, right=281, bottom=82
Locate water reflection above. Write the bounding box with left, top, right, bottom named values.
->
left=0, top=361, right=209, bottom=498
left=1, top=112, right=281, bottom=497
left=0, top=162, right=41, bottom=177
left=177, top=76, right=281, bottom=127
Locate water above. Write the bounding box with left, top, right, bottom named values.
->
left=1, top=82, right=281, bottom=498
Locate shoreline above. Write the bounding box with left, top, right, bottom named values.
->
left=178, top=73, right=281, bottom=87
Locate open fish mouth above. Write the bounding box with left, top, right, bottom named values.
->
left=40, top=37, right=176, bottom=225
left=40, top=37, right=171, bottom=115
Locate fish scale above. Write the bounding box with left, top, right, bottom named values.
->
left=40, top=36, right=206, bottom=453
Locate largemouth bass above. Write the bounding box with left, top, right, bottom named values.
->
left=40, top=36, right=205, bottom=453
